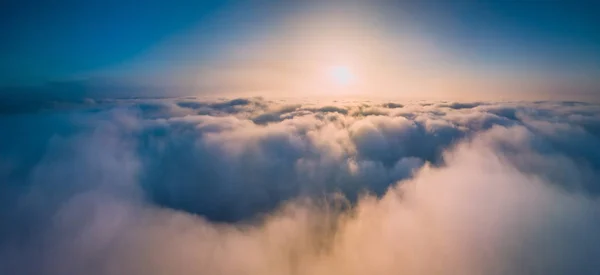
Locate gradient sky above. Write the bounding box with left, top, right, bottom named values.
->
left=1, top=0, right=599, bottom=99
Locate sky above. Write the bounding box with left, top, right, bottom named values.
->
left=1, top=0, right=600, bottom=99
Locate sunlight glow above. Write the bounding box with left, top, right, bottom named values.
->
left=328, top=66, right=354, bottom=86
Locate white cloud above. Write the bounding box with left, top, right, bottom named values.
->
left=1, top=98, right=600, bottom=274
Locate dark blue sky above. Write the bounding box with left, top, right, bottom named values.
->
left=1, top=0, right=599, bottom=92
left=407, top=1, right=600, bottom=71
left=1, top=0, right=234, bottom=85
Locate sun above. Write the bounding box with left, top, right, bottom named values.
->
left=328, top=66, right=355, bottom=86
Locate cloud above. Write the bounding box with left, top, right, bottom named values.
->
left=1, top=97, right=600, bottom=274
left=438, top=102, right=483, bottom=109
left=381, top=102, right=403, bottom=109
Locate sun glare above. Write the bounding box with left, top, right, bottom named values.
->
left=328, top=66, right=354, bottom=86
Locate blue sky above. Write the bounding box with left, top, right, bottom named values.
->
left=1, top=0, right=599, bottom=98
left=1, top=0, right=231, bottom=85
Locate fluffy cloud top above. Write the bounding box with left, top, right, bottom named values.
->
left=1, top=97, right=600, bottom=275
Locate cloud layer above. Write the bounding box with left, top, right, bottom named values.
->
left=1, top=97, right=600, bottom=275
